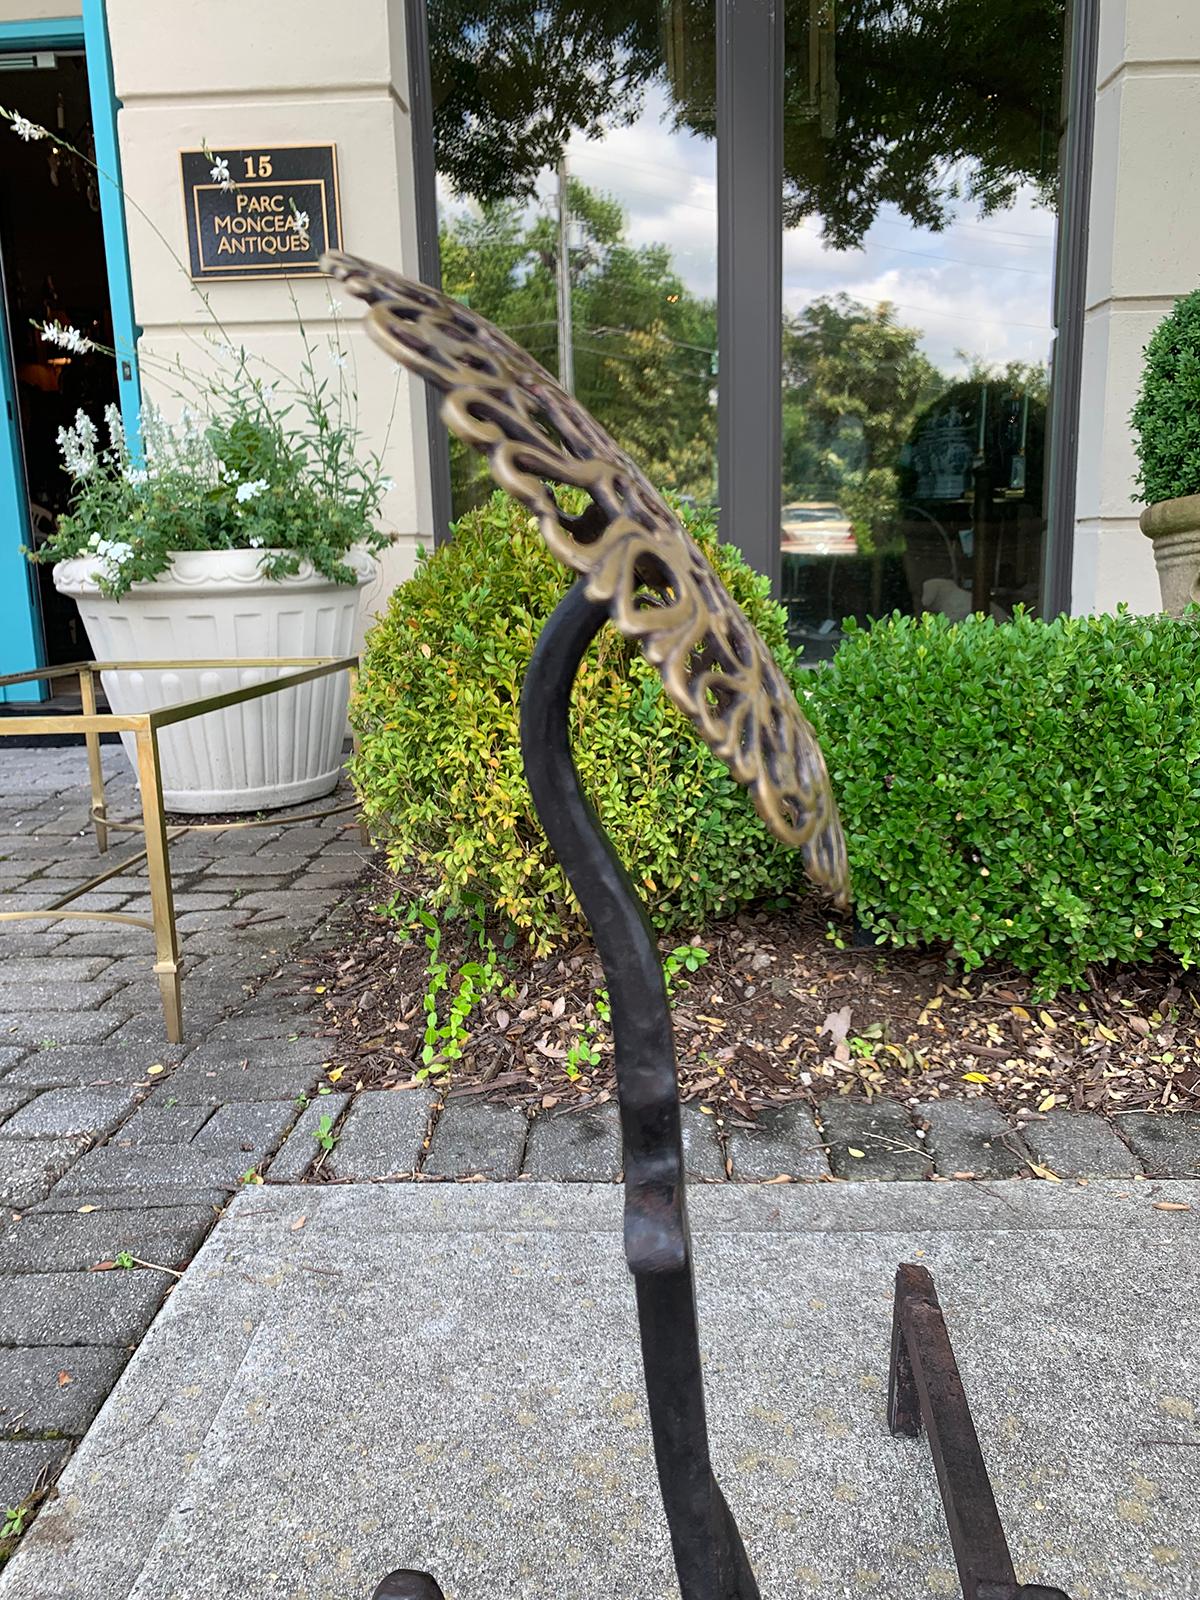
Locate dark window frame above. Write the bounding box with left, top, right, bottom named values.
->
left=405, top=0, right=1096, bottom=591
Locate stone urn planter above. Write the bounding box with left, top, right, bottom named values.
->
left=1140, top=495, right=1200, bottom=618
left=54, top=546, right=376, bottom=813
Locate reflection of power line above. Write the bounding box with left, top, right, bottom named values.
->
left=568, top=145, right=714, bottom=198
left=566, top=157, right=1050, bottom=277
left=588, top=324, right=714, bottom=355
left=836, top=236, right=1051, bottom=278
left=789, top=290, right=1051, bottom=334
left=573, top=344, right=714, bottom=380
left=568, top=146, right=1054, bottom=246
left=867, top=211, right=1053, bottom=251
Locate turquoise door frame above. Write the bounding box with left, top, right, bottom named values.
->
left=0, top=6, right=140, bottom=701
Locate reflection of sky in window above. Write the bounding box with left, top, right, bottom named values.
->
left=437, top=83, right=1056, bottom=379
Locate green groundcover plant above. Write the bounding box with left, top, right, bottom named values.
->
left=351, top=491, right=809, bottom=950
left=1132, top=285, right=1200, bottom=506
left=806, top=608, right=1200, bottom=991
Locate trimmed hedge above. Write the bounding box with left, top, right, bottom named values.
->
left=806, top=608, right=1200, bottom=990
left=1132, top=286, right=1200, bottom=506
left=350, top=491, right=807, bottom=950
left=354, top=491, right=1200, bottom=991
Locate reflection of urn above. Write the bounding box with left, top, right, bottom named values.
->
left=1140, top=494, right=1200, bottom=618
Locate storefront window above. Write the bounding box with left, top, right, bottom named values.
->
left=777, top=1, right=1065, bottom=659
left=425, top=0, right=717, bottom=518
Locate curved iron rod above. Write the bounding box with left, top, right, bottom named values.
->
left=520, top=580, right=760, bottom=1600
left=371, top=581, right=760, bottom=1600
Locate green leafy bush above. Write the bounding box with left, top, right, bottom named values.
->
left=1132, top=286, right=1200, bottom=505
left=806, top=608, right=1200, bottom=991
left=351, top=491, right=808, bottom=949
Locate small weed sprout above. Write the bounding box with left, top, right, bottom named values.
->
left=663, top=943, right=709, bottom=995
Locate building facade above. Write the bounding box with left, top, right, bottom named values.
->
left=0, top=0, right=1193, bottom=693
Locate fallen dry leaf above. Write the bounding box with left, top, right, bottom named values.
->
left=1026, top=1160, right=1062, bottom=1182
left=819, top=1006, right=852, bottom=1046
left=1152, top=1201, right=1192, bottom=1212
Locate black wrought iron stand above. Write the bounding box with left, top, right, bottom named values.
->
left=318, top=248, right=1074, bottom=1600
left=888, top=1266, right=1071, bottom=1600
left=368, top=585, right=1071, bottom=1600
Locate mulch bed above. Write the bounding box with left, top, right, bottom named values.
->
left=295, top=858, right=1200, bottom=1123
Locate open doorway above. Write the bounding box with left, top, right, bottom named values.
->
left=0, top=43, right=118, bottom=670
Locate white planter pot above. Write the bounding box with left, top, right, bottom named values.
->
left=1140, top=494, right=1200, bottom=618
left=54, top=547, right=376, bottom=813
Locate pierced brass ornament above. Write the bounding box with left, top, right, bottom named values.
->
left=324, top=250, right=849, bottom=904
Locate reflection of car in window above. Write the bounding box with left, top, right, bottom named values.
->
left=780, top=501, right=858, bottom=557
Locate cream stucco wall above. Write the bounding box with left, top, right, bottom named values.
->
left=1072, top=0, right=1200, bottom=615
left=0, top=1, right=81, bottom=18
left=105, top=0, right=432, bottom=623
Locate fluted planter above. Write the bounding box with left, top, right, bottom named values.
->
left=1140, top=495, right=1200, bottom=618
left=54, top=547, right=376, bottom=813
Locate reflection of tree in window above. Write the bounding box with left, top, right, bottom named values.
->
left=439, top=181, right=716, bottom=511
left=429, top=0, right=1064, bottom=247
left=782, top=294, right=943, bottom=557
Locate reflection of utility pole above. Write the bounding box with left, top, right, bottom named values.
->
left=555, top=156, right=575, bottom=394
left=971, top=383, right=992, bottom=614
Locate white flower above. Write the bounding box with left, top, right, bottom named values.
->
left=56, top=410, right=99, bottom=479
left=41, top=321, right=93, bottom=355
left=209, top=155, right=234, bottom=191
left=291, top=209, right=310, bottom=235
left=87, top=532, right=102, bottom=550
left=103, top=403, right=125, bottom=453
left=248, top=535, right=265, bottom=548
left=329, top=350, right=347, bottom=371
left=124, top=467, right=149, bottom=487
left=380, top=477, right=395, bottom=493
left=235, top=477, right=268, bottom=503
left=10, top=112, right=47, bottom=142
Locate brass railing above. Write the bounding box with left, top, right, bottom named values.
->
left=0, top=656, right=362, bottom=1042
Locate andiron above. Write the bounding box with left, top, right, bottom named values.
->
left=324, top=252, right=1074, bottom=1600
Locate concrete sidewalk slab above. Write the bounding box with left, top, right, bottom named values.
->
left=3, top=1180, right=1198, bottom=1600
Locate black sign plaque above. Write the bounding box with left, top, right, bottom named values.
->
left=180, top=144, right=341, bottom=280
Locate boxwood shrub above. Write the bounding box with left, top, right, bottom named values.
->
left=805, top=608, right=1200, bottom=991
left=1132, top=286, right=1200, bottom=506
left=350, top=491, right=809, bottom=950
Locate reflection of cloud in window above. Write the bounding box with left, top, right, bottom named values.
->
left=435, top=81, right=1055, bottom=378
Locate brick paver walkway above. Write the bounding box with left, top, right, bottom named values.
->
left=0, top=741, right=365, bottom=1515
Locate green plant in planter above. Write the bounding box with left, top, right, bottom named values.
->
left=0, top=106, right=393, bottom=601
left=1132, top=286, right=1200, bottom=506
left=351, top=490, right=810, bottom=952
left=27, top=356, right=392, bottom=600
